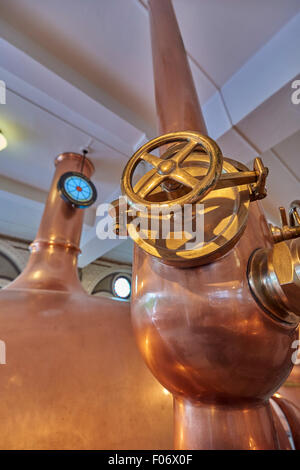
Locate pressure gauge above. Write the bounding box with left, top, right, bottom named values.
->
left=57, top=171, right=97, bottom=209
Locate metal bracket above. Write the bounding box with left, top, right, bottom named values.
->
left=213, top=157, right=268, bottom=201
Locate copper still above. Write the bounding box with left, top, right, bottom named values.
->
left=113, top=0, right=300, bottom=450
left=0, top=152, right=173, bottom=449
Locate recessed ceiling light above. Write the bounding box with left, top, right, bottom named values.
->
left=0, top=130, right=7, bottom=151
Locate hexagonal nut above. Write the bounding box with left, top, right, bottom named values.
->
left=273, top=239, right=300, bottom=315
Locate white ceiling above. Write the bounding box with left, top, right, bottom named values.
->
left=173, top=0, right=300, bottom=86
left=0, top=0, right=299, bottom=265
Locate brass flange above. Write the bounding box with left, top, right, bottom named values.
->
left=248, top=238, right=300, bottom=325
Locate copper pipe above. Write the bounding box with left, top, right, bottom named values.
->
left=149, top=0, right=207, bottom=135
left=35, top=153, right=94, bottom=250
left=8, top=153, right=92, bottom=292
left=174, top=398, right=280, bottom=450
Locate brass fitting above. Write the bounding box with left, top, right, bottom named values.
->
left=269, top=203, right=300, bottom=243
left=248, top=238, right=300, bottom=325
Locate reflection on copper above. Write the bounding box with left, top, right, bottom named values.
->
left=0, top=152, right=173, bottom=449
left=130, top=0, right=300, bottom=449
left=272, top=394, right=300, bottom=449
left=278, top=330, right=300, bottom=419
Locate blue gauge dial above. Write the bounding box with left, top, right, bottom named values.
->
left=58, top=171, right=97, bottom=208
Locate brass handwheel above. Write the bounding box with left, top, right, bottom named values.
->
left=121, top=131, right=223, bottom=212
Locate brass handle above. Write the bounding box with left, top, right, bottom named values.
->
left=121, top=131, right=223, bottom=213
left=270, top=201, right=300, bottom=243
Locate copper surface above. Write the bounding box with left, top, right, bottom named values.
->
left=0, top=153, right=173, bottom=449
left=278, top=329, right=300, bottom=417
left=129, top=0, right=300, bottom=449
left=272, top=395, right=300, bottom=449
left=279, top=366, right=300, bottom=410
left=131, top=202, right=298, bottom=449
left=270, top=399, right=293, bottom=450
left=174, top=399, right=282, bottom=450
left=9, top=152, right=91, bottom=293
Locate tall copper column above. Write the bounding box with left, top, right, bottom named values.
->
left=0, top=153, right=173, bottom=449
left=130, top=0, right=299, bottom=449
left=149, top=0, right=207, bottom=135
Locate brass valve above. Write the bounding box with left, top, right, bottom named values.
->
left=112, top=131, right=269, bottom=267
left=121, top=131, right=223, bottom=214
left=121, top=131, right=268, bottom=213
left=269, top=201, right=300, bottom=243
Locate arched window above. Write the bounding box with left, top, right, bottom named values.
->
left=0, top=252, right=20, bottom=288
left=91, top=272, right=131, bottom=301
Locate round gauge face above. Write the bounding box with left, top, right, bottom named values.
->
left=57, top=171, right=97, bottom=208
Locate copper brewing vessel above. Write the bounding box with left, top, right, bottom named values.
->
left=0, top=153, right=173, bottom=449
left=131, top=203, right=298, bottom=449
left=129, top=0, right=300, bottom=449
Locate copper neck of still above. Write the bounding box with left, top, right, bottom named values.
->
left=149, top=0, right=207, bottom=135
left=8, top=153, right=94, bottom=293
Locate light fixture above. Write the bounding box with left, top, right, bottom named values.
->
left=112, top=275, right=131, bottom=299
left=0, top=130, right=7, bottom=151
